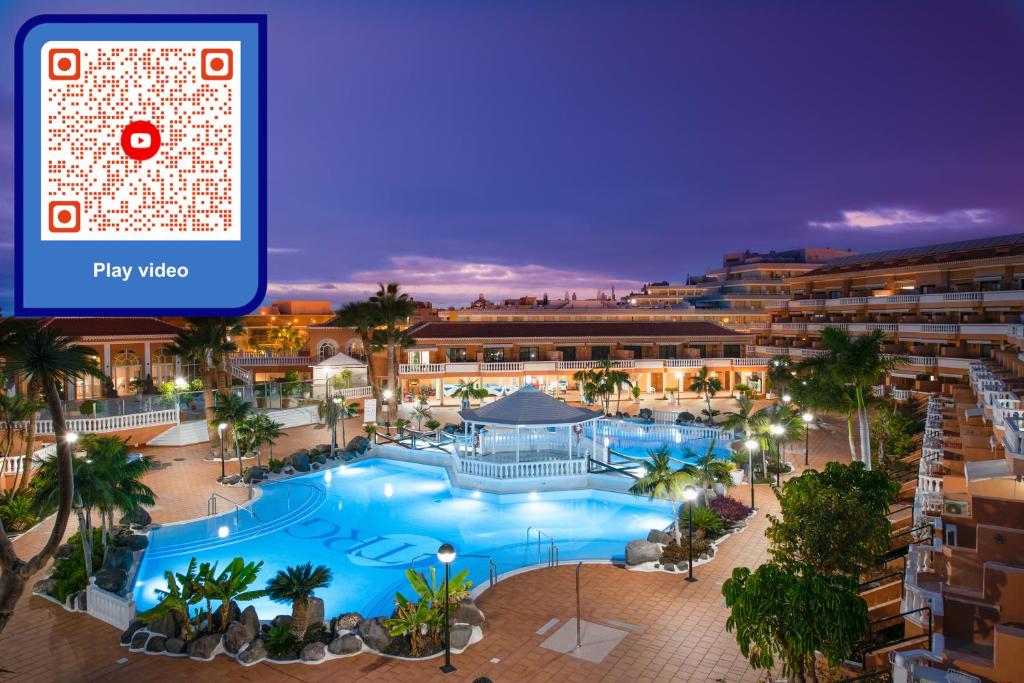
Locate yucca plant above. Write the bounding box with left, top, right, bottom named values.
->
left=265, top=562, right=333, bottom=638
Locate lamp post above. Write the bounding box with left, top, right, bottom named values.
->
left=174, top=376, right=188, bottom=423
left=218, top=422, right=227, bottom=479
left=682, top=485, right=699, bottom=582
left=744, top=438, right=758, bottom=509
left=437, top=543, right=457, bottom=674
left=770, top=423, right=785, bottom=487
left=802, top=411, right=814, bottom=467
left=382, top=389, right=393, bottom=434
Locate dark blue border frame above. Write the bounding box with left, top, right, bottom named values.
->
left=14, top=13, right=268, bottom=317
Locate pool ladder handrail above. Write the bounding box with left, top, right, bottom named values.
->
left=526, top=527, right=560, bottom=568
left=208, top=492, right=263, bottom=525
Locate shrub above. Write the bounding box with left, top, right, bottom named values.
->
left=268, top=458, right=285, bottom=470
left=49, top=528, right=104, bottom=603
left=679, top=505, right=725, bottom=538
left=0, top=489, right=38, bottom=532
left=709, top=496, right=752, bottom=523
left=264, top=623, right=302, bottom=660
left=660, top=537, right=712, bottom=564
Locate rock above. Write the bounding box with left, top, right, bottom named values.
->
left=94, top=568, right=128, bottom=593
left=129, top=630, right=150, bottom=651
left=312, top=463, right=320, bottom=470
left=341, top=451, right=356, bottom=461
left=625, top=540, right=662, bottom=565
left=291, top=452, right=311, bottom=472
left=333, top=612, right=364, bottom=632
left=74, top=590, right=88, bottom=611
left=54, top=543, right=77, bottom=560
left=283, top=466, right=294, bottom=474
left=357, top=617, right=392, bottom=652
left=224, top=621, right=255, bottom=654
left=300, top=642, right=327, bottom=661
left=315, top=455, right=327, bottom=465
left=664, top=564, right=676, bottom=572
left=120, top=619, right=146, bottom=644
left=238, top=638, right=267, bottom=664
left=188, top=633, right=222, bottom=660
left=33, top=578, right=56, bottom=596
left=449, top=624, right=473, bottom=651
left=147, top=611, right=180, bottom=638
left=676, top=561, right=690, bottom=572
left=646, top=529, right=673, bottom=545
left=221, top=474, right=242, bottom=485
left=120, top=507, right=152, bottom=528
left=165, top=638, right=186, bottom=655
left=119, top=534, right=149, bottom=551
left=145, top=635, right=167, bottom=653
left=328, top=633, right=362, bottom=655
left=213, top=601, right=242, bottom=632
left=315, top=444, right=332, bottom=454
left=271, top=614, right=293, bottom=629
left=240, top=605, right=260, bottom=636
left=243, top=466, right=267, bottom=483
left=453, top=598, right=484, bottom=626
left=308, top=597, right=325, bottom=629
left=102, top=546, right=135, bottom=573
left=345, top=436, right=370, bottom=454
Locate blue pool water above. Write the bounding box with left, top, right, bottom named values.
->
left=134, top=460, right=673, bottom=620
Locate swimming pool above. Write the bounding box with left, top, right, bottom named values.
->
left=134, top=460, right=673, bottom=620
left=588, top=419, right=734, bottom=465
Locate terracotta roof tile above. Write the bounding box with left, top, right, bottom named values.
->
left=40, top=317, right=186, bottom=337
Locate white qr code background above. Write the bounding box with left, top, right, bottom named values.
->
left=40, top=41, right=241, bottom=241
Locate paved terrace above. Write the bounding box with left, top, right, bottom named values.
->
left=0, top=411, right=853, bottom=682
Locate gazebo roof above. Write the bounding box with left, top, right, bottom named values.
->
left=459, top=386, right=604, bottom=426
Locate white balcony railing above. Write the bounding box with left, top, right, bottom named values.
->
left=481, top=362, right=523, bottom=373
left=31, top=409, right=177, bottom=435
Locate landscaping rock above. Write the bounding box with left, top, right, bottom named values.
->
left=120, top=619, right=145, bottom=645
left=165, top=638, right=186, bottom=655
left=328, top=633, right=362, bottom=655
left=357, top=617, right=392, bottom=652
left=315, top=444, right=332, bottom=454
left=120, top=507, right=152, bottom=528
left=271, top=614, right=293, bottom=629
left=333, top=612, right=364, bottom=632
left=345, top=436, right=370, bottom=454
left=102, top=545, right=135, bottom=573
left=450, top=624, right=473, bottom=651
left=221, top=474, right=242, bottom=485
left=453, top=598, right=484, bottom=626
left=300, top=642, right=327, bottom=661
left=676, top=561, right=690, bottom=572
left=148, top=611, right=180, bottom=638
left=312, top=463, right=320, bottom=470
left=213, top=601, right=242, bottom=631
left=188, top=633, right=222, bottom=660
left=625, top=540, right=662, bottom=565
left=290, top=452, right=311, bottom=472
left=238, top=638, right=267, bottom=664
left=94, top=568, right=128, bottom=593
left=646, top=529, right=673, bottom=545
left=129, top=630, right=150, bottom=651
left=119, top=534, right=149, bottom=551
left=308, top=597, right=325, bottom=629
left=33, top=577, right=56, bottom=596
left=73, top=590, right=88, bottom=611
left=284, top=466, right=294, bottom=474
left=224, top=621, right=255, bottom=654
left=240, top=605, right=260, bottom=636
left=54, top=542, right=77, bottom=560
left=243, top=466, right=267, bottom=483
left=315, top=455, right=327, bottom=465
left=145, top=635, right=167, bottom=653
left=341, top=451, right=356, bottom=461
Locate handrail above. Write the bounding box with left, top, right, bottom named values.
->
left=208, top=492, right=263, bottom=524
left=526, top=527, right=560, bottom=567
left=405, top=552, right=499, bottom=589
left=857, top=572, right=904, bottom=597
left=856, top=607, right=932, bottom=670
left=587, top=457, right=640, bottom=480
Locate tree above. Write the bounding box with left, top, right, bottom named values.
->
left=684, top=439, right=733, bottom=498
left=870, top=399, right=920, bottom=461
left=272, top=323, right=304, bottom=354
left=0, top=393, right=43, bottom=491
left=790, top=373, right=860, bottom=461
left=211, top=393, right=253, bottom=477
left=745, top=402, right=805, bottom=478
left=451, top=379, right=488, bottom=409
left=628, top=446, right=696, bottom=543
left=0, top=322, right=104, bottom=635
left=723, top=562, right=868, bottom=683
left=688, top=367, right=722, bottom=425
left=721, top=394, right=755, bottom=438
left=765, top=461, right=899, bottom=577
left=206, top=557, right=266, bottom=632
left=333, top=301, right=382, bottom=403
left=572, top=359, right=625, bottom=414
left=250, top=414, right=285, bottom=468
left=410, top=404, right=432, bottom=431
left=767, top=355, right=795, bottom=396
left=265, top=562, right=333, bottom=638
left=319, top=396, right=357, bottom=455
left=369, top=283, right=416, bottom=419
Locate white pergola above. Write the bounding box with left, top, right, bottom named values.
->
left=458, top=386, right=604, bottom=463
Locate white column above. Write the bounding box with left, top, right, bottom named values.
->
left=103, top=343, right=111, bottom=375
left=143, top=341, right=152, bottom=378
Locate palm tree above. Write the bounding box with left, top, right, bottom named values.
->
left=333, top=301, right=382, bottom=402
left=272, top=323, right=304, bottom=354
left=689, top=366, right=722, bottom=425
left=767, top=355, right=794, bottom=396
left=265, top=562, right=333, bottom=638
left=0, top=322, right=104, bottom=635
left=609, top=368, right=634, bottom=413
left=791, top=373, right=860, bottom=460
left=410, top=404, right=432, bottom=431
left=452, top=379, right=488, bottom=409
left=369, top=283, right=416, bottom=419
left=319, top=396, right=358, bottom=455
left=746, top=402, right=805, bottom=479
left=572, top=359, right=621, bottom=414
left=0, top=393, right=43, bottom=491
left=206, top=557, right=266, bottom=631
left=253, top=414, right=286, bottom=467
left=211, top=393, right=253, bottom=476
left=684, top=439, right=733, bottom=498
left=722, top=394, right=756, bottom=437
left=628, top=446, right=696, bottom=543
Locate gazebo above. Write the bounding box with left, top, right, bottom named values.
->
left=458, top=386, right=604, bottom=463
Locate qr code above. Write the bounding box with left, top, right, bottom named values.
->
left=40, top=41, right=241, bottom=241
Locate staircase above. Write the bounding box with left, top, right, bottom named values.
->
left=147, top=406, right=321, bottom=447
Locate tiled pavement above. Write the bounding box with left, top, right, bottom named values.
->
left=0, top=416, right=851, bottom=682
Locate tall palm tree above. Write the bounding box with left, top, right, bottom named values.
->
left=333, top=301, right=382, bottom=402
left=791, top=374, right=860, bottom=460
left=684, top=439, right=733, bottom=498
left=318, top=396, right=358, bottom=455
left=689, top=366, right=722, bottom=425
left=265, top=562, right=334, bottom=638
left=746, top=402, right=805, bottom=478
left=272, top=323, right=304, bottom=354
left=0, top=322, right=104, bottom=635
left=211, top=393, right=253, bottom=476
left=369, top=283, right=417, bottom=418
left=628, top=446, right=696, bottom=544
left=572, top=359, right=622, bottom=414
left=452, top=379, right=488, bottom=409
left=253, top=414, right=285, bottom=467
left=767, top=355, right=794, bottom=396
left=87, top=435, right=155, bottom=548
left=721, top=394, right=756, bottom=438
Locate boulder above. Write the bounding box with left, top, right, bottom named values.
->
left=119, top=507, right=152, bottom=528
left=243, top=466, right=267, bottom=483
left=33, top=578, right=56, bottom=596
left=290, top=452, right=311, bottom=472
left=188, top=633, right=222, bottom=660
left=315, top=455, right=327, bottom=465
left=312, top=463, right=320, bottom=470
left=345, top=436, right=370, bottom=454
left=308, top=597, right=325, bottom=629
left=238, top=638, right=267, bottom=664
left=221, top=474, right=242, bottom=485
left=357, top=617, right=392, bottom=652
left=102, top=546, right=135, bottom=573
left=54, top=542, right=77, bottom=560
left=94, top=568, right=128, bottom=593
left=646, top=529, right=673, bottom=545
left=300, top=642, right=327, bottom=662
left=129, top=630, right=151, bottom=651
left=625, top=540, right=662, bottom=566
left=240, top=605, right=261, bottom=636
left=145, top=635, right=167, bottom=653
left=271, top=614, right=293, bottom=629
left=341, top=451, right=356, bottom=461
left=119, top=534, right=149, bottom=551
left=165, top=638, right=186, bottom=655
left=213, top=601, right=242, bottom=632
left=315, top=444, right=332, bottom=454
left=148, top=611, right=180, bottom=638
left=120, top=619, right=146, bottom=645
left=449, top=624, right=473, bottom=651
left=333, top=612, right=364, bottom=632
left=328, top=633, right=362, bottom=655
left=224, top=621, right=255, bottom=654
left=453, top=599, right=484, bottom=626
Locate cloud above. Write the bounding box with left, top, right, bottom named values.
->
left=266, top=255, right=642, bottom=307
left=809, top=207, right=994, bottom=230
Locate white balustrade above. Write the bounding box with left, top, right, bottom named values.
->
left=481, top=362, right=524, bottom=373
left=86, top=579, right=136, bottom=629
left=30, top=409, right=177, bottom=435
left=457, top=457, right=586, bottom=480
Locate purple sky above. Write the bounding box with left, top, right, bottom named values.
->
left=3, top=1, right=1024, bottom=311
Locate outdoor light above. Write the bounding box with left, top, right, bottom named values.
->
left=770, top=424, right=784, bottom=435
left=384, top=483, right=394, bottom=498
left=782, top=394, right=791, bottom=404
left=682, top=485, right=699, bottom=583
left=802, top=412, right=813, bottom=423
left=769, top=425, right=784, bottom=486
left=65, top=432, right=79, bottom=444
left=174, top=376, right=188, bottom=389
left=383, top=389, right=393, bottom=400
left=217, top=525, right=229, bottom=539
left=437, top=543, right=457, bottom=674
left=802, top=412, right=814, bottom=467
left=682, top=485, right=698, bottom=502
left=218, top=422, right=227, bottom=433
left=744, top=439, right=758, bottom=508
left=218, top=423, right=228, bottom=479
left=744, top=439, right=758, bottom=451
left=472, top=490, right=481, bottom=498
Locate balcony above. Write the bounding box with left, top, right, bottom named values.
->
left=398, top=358, right=778, bottom=376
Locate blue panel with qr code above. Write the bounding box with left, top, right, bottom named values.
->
left=15, top=14, right=266, bottom=315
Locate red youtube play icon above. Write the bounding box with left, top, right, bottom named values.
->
left=120, top=120, right=161, bottom=161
